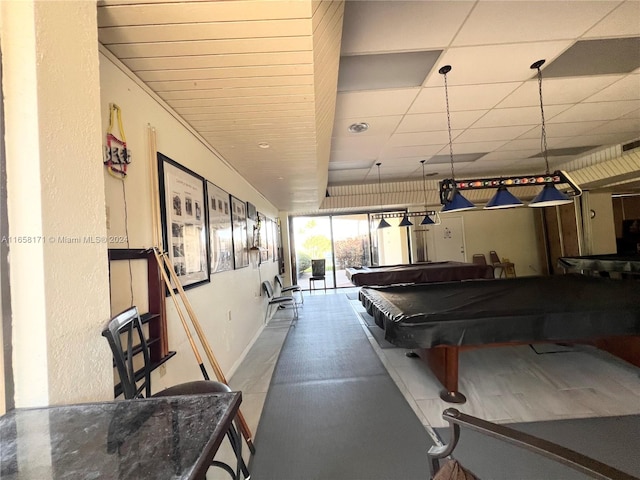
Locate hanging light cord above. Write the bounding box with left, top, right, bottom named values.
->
left=376, top=162, right=384, bottom=212
left=442, top=68, right=455, bottom=181
left=534, top=63, right=550, bottom=175
left=421, top=160, right=428, bottom=206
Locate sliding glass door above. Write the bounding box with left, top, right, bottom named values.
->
left=292, top=216, right=334, bottom=290
left=291, top=213, right=388, bottom=290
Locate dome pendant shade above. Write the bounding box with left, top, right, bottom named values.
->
left=399, top=215, right=413, bottom=227
left=442, top=190, right=475, bottom=212
left=528, top=184, right=572, bottom=208
left=484, top=186, right=524, bottom=209
left=377, top=218, right=392, bottom=229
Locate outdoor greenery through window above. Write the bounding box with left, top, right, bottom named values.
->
left=292, top=214, right=372, bottom=289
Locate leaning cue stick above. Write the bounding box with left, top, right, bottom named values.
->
left=146, top=126, right=255, bottom=453
left=159, top=250, right=256, bottom=454
left=151, top=248, right=211, bottom=380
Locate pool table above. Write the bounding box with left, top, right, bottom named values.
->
left=359, top=274, right=640, bottom=403
left=345, top=261, right=494, bottom=286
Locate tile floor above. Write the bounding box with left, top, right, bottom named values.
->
left=210, top=287, right=640, bottom=479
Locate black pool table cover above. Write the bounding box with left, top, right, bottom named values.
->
left=345, top=261, right=494, bottom=286
left=359, top=275, right=640, bottom=349
left=558, top=254, right=640, bottom=274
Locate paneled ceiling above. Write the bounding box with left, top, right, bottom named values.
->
left=97, top=0, right=640, bottom=213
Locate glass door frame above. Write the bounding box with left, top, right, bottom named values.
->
left=288, top=209, right=413, bottom=290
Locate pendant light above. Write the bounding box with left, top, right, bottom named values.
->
left=420, top=160, right=435, bottom=224
left=484, top=185, right=524, bottom=209
left=528, top=59, right=572, bottom=208
left=439, top=66, right=475, bottom=213
left=399, top=215, right=413, bottom=227
left=376, top=163, right=391, bottom=228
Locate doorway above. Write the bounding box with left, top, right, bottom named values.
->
left=291, top=212, right=405, bottom=290
left=424, top=216, right=467, bottom=262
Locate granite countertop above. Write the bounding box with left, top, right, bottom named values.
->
left=0, top=392, right=241, bottom=480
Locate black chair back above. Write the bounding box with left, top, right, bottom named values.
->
left=262, top=280, right=275, bottom=298
left=311, top=259, right=326, bottom=278
left=102, top=306, right=150, bottom=399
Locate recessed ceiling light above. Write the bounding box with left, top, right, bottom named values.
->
left=258, top=142, right=270, bottom=149
left=348, top=122, right=369, bottom=133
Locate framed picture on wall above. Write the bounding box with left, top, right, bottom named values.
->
left=258, top=213, right=269, bottom=262
left=158, top=153, right=209, bottom=289
left=206, top=181, right=233, bottom=274
left=230, top=195, right=249, bottom=269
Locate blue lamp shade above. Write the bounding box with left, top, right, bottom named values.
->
left=442, top=190, right=476, bottom=212
left=377, top=217, right=392, bottom=229
left=420, top=214, right=435, bottom=225
left=528, top=184, right=572, bottom=208
left=484, top=186, right=524, bottom=210
left=398, top=215, right=413, bottom=227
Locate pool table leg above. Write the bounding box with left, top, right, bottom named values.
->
left=417, top=346, right=467, bottom=404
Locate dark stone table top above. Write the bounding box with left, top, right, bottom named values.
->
left=0, top=392, right=241, bottom=479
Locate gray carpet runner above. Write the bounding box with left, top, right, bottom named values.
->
left=250, top=294, right=433, bottom=480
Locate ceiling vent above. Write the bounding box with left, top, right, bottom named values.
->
left=622, top=139, right=640, bottom=152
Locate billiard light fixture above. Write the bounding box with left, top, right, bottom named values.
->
left=438, top=60, right=582, bottom=210
left=372, top=161, right=440, bottom=228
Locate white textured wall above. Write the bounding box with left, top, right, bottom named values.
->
left=1, top=0, right=112, bottom=406
left=583, top=191, right=617, bottom=255
left=458, top=207, right=543, bottom=276
left=100, top=53, right=280, bottom=390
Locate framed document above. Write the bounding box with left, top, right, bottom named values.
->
left=206, top=181, right=233, bottom=274
left=230, top=195, right=249, bottom=269
left=158, top=153, right=209, bottom=289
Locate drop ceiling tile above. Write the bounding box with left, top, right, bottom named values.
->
left=331, top=149, right=381, bottom=163
left=396, top=111, right=486, bottom=133
left=387, top=130, right=460, bottom=147
left=340, top=0, right=474, bottom=55
left=332, top=135, right=390, bottom=152
left=542, top=37, right=640, bottom=78
left=550, top=100, right=640, bottom=122
left=385, top=156, right=440, bottom=173
left=438, top=140, right=508, bottom=154
left=452, top=1, right=618, bottom=46
left=409, top=83, right=522, bottom=114
left=496, top=75, right=623, bottom=108
left=427, top=152, right=487, bottom=164
left=422, top=41, right=572, bottom=87
left=584, top=117, right=640, bottom=136
left=328, top=169, right=370, bottom=183
left=556, top=132, right=638, bottom=148
left=332, top=115, right=403, bottom=137
left=338, top=51, right=441, bottom=91
left=584, top=0, right=640, bottom=38
left=455, top=125, right=534, bottom=143
left=477, top=150, right=540, bottom=163
left=583, top=74, right=640, bottom=102
left=498, top=137, right=564, bottom=151
left=472, top=105, right=571, bottom=128
left=329, top=160, right=375, bottom=171
left=379, top=144, right=444, bottom=160
left=518, top=121, right=608, bottom=139
left=335, top=89, right=420, bottom=118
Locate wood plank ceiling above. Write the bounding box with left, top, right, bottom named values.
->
left=97, top=0, right=343, bottom=212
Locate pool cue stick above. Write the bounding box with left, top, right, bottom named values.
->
left=146, top=127, right=255, bottom=453
left=147, top=125, right=162, bottom=250
left=151, top=248, right=211, bottom=380
left=159, top=251, right=256, bottom=454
